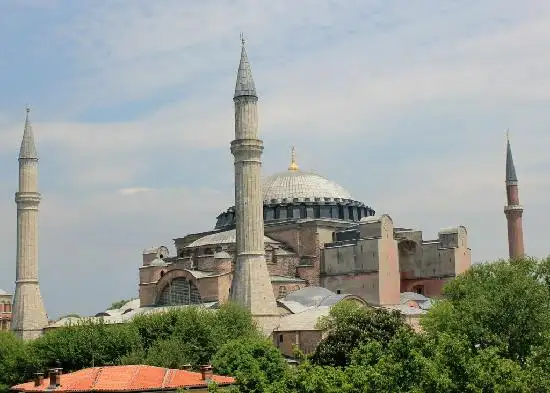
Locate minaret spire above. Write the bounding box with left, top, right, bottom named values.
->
left=11, top=107, right=48, bottom=340
left=234, top=34, right=257, bottom=98
left=505, top=131, right=517, bottom=184
left=19, top=107, right=38, bottom=160
left=503, top=131, right=525, bottom=260
left=230, top=37, right=279, bottom=322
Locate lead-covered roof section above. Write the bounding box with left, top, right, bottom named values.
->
left=19, top=108, right=38, bottom=160
left=234, top=42, right=257, bottom=98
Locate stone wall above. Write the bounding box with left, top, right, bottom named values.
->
left=273, top=330, right=324, bottom=357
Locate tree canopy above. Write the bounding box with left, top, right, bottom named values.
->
left=2, top=257, right=550, bottom=393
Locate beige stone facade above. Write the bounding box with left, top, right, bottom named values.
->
left=139, top=214, right=470, bottom=310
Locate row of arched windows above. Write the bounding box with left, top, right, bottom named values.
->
left=0, top=303, right=12, bottom=313
left=215, top=203, right=375, bottom=229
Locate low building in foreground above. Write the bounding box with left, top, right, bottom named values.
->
left=11, top=365, right=234, bottom=393
left=272, top=287, right=432, bottom=357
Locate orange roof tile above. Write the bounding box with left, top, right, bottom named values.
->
left=11, top=365, right=235, bottom=392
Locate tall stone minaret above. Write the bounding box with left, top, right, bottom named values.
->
left=11, top=108, right=48, bottom=340
left=229, top=38, right=278, bottom=318
left=504, top=133, right=525, bottom=260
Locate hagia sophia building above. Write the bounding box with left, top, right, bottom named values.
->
left=3, top=39, right=526, bottom=355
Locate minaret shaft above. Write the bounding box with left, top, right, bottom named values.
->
left=504, top=136, right=525, bottom=260
left=229, top=43, right=278, bottom=317
left=11, top=109, right=48, bottom=340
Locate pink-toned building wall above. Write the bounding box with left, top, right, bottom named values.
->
left=0, top=295, right=12, bottom=331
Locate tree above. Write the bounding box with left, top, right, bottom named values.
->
left=310, top=300, right=409, bottom=367
left=212, top=336, right=288, bottom=393
left=422, top=258, right=550, bottom=364
left=130, top=303, right=258, bottom=368
left=266, top=362, right=352, bottom=393
left=30, top=320, right=142, bottom=371
left=108, top=299, right=136, bottom=310
left=0, top=332, right=37, bottom=392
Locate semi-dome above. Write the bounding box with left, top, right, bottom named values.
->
left=214, top=148, right=375, bottom=229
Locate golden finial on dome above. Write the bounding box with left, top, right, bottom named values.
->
left=288, top=146, right=299, bottom=171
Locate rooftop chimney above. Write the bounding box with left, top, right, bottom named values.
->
left=48, top=369, right=57, bottom=389
left=200, top=365, right=213, bottom=381
left=33, top=373, right=44, bottom=387
left=55, top=368, right=62, bottom=387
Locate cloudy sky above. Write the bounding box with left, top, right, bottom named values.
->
left=0, top=0, right=549, bottom=318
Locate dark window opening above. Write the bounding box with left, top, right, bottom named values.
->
left=414, top=286, right=425, bottom=295
left=279, top=334, right=284, bottom=343
left=314, top=205, right=321, bottom=218
left=336, top=289, right=341, bottom=294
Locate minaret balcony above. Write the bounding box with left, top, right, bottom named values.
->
left=504, top=205, right=523, bottom=212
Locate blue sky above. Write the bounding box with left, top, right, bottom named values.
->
left=0, top=0, right=549, bottom=318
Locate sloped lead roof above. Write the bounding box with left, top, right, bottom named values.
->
left=19, top=108, right=38, bottom=160
left=506, top=138, right=518, bottom=183
left=234, top=43, right=257, bottom=98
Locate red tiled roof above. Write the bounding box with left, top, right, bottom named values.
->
left=11, top=365, right=235, bottom=392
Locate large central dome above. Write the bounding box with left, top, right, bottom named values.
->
left=214, top=148, right=375, bottom=229
left=262, top=170, right=353, bottom=203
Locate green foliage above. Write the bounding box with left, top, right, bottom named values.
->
left=3, top=259, right=550, bottom=393
left=108, top=299, right=136, bottom=310
left=0, top=332, right=38, bottom=392
left=310, top=300, right=408, bottom=367
left=266, top=362, right=352, bottom=393
left=422, top=257, right=550, bottom=363
left=58, top=313, right=80, bottom=319
left=30, top=320, right=142, bottom=371
left=129, top=302, right=258, bottom=368
left=212, top=336, right=288, bottom=392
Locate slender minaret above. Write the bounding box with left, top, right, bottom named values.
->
left=229, top=37, right=278, bottom=317
left=11, top=108, right=48, bottom=340
left=504, top=132, right=525, bottom=260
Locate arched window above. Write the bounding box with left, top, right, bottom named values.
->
left=158, top=277, right=202, bottom=306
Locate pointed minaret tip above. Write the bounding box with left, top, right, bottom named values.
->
left=19, top=106, right=38, bottom=160
left=288, top=146, right=299, bottom=171
left=234, top=34, right=257, bottom=98
left=505, top=129, right=518, bottom=184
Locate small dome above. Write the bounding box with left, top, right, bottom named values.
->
left=263, top=170, right=352, bottom=203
